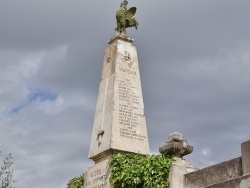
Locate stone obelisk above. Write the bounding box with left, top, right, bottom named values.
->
left=84, top=1, right=149, bottom=187
left=88, top=35, right=149, bottom=162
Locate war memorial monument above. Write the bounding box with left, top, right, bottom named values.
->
left=68, top=1, right=250, bottom=187
left=85, top=1, right=149, bottom=187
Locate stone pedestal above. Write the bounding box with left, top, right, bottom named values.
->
left=84, top=159, right=112, bottom=188
left=169, top=158, right=196, bottom=188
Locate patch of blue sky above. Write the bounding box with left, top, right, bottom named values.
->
left=9, top=88, right=58, bottom=114
left=28, top=88, right=57, bottom=102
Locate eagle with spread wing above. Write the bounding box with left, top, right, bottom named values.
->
left=115, top=0, right=138, bottom=34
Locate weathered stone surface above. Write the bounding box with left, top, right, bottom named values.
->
left=84, top=159, right=112, bottom=188
left=169, top=157, right=197, bottom=188
left=240, top=175, right=250, bottom=188
left=184, top=157, right=243, bottom=188
left=159, top=132, right=193, bottom=158
left=88, top=35, right=149, bottom=162
left=203, top=174, right=250, bottom=188
left=168, top=132, right=184, bottom=141
left=241, top=140, right=250, bottom=175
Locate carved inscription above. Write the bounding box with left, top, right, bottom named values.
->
left=117, top=68, right=146, bottom=142
left=119, top=67, right=136, bottom=75
left=85, top=168, right=108, bottom=188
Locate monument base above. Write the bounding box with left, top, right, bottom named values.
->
left=84, top=158, right=112, bottom=188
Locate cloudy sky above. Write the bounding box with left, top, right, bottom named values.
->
left=1, top=0, right=250, bottom=187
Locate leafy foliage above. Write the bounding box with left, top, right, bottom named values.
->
left=0, top=152, right=16, bottom=188
left=69, top=174, right=84, bottom=188
left=109, top=153, right=174, bottom=188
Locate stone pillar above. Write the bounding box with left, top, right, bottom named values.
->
left=88, top=35, right=149, bottom=163
left=160, top=132, right=196, bottom=188
left=169, top=158, right=196, bottom=188
left=241, top=140, right=250, bottom=175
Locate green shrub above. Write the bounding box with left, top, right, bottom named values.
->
left=69, top=174, right=84, bottom=188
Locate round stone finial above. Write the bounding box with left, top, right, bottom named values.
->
left=168, top=132, right=183, bottom=142
left=159, top=132, right=193, bottom=158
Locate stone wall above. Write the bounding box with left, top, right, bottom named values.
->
left=203, top=174, right=250, bottom=188
left=183, top=140, right=250, bottom=188
left=184, top=157, right=242, bottom=188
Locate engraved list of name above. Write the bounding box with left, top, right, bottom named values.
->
left=84, top=168, right=108, bottom=188
left=117, top=67, right=146, bottom=142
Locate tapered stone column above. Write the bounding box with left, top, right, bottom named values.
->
left=84, top=35, right=150, bottom=188
left=88, top=35, right=149, bottom=162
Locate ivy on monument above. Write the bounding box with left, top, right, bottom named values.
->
left=109, top=153, right=174, bottom=188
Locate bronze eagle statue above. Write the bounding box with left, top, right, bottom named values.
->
left=115, top=0, right=138, bottom=34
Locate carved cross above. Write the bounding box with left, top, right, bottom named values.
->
left=97, top=130, right=105, bottom=146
